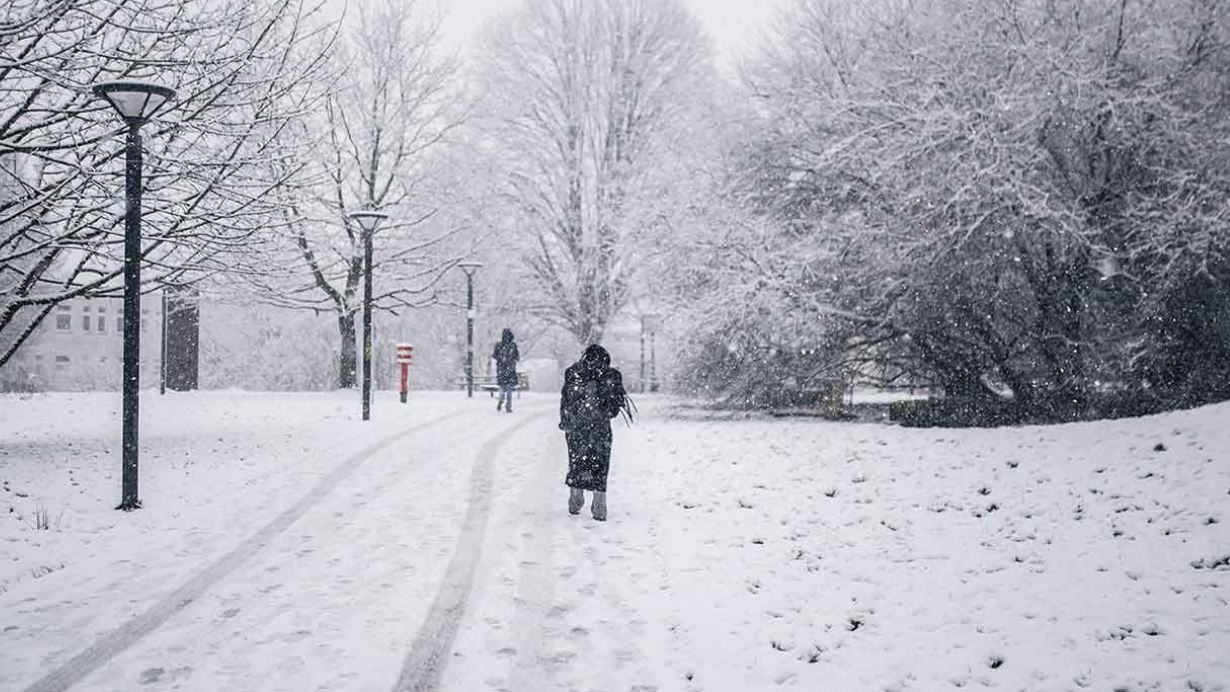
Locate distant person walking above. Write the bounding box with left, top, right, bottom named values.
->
left=493, top=328, right=520, bottom=413
left=559, top=344, right=630, bottom=521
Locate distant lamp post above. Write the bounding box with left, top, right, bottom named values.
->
left=348, top=210, right=389, bottom=422
left=457, top=262, right=483, bottom=398
left=651, top=330, right=659, bottom=393
left=640, top=313, right=660, bottom=393
left=159, top=288, right=168, bottom=396
left=92, top=80, right=176, bottom=512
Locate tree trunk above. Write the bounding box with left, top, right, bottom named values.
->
left=1030, top=254, right=1090, bottom=418
left=941, top=368, right=992, bottom=400
left=338, top=312, right=357, bottom=389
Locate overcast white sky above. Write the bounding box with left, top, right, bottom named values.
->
left=429, top=0, right=784, bottom=63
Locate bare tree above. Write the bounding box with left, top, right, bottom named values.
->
left=247, top=0, right=474, bottom=388
left=475, top=0, right=714, bottom=345
left=0, top=0, right=338, bottom=368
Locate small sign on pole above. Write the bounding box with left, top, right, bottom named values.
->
left=396, top=343, right=413, bottom=403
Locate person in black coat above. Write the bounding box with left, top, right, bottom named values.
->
left=493, top=328, right=519, bottom=412
left=559, top=344, right=627, bottom=521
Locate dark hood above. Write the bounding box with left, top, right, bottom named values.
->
left=580, top=344, right=610, bottom=371
left=501, top=328, right=514, bottom=343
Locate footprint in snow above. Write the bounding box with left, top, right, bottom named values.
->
left=612, top=646, right=640, bottom=663
left=541, top=650, right=576, bottom=666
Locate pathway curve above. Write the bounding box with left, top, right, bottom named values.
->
left=18, top=402, right=556, bottom=692
left=436, top=414, right=673, bottom=692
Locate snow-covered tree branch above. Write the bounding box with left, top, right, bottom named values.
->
left=0, top=0, right=338, bottom=367
left=475, top=0, right=716, bottom=345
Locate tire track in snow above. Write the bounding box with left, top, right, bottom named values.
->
left=504, top=429, right=566, bottom=692
left=392, top=410, right=552, bottom=692
left=21, top=408, right=473, bottom=692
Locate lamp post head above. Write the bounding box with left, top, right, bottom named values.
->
left=348, top=210, right=389, bottom=234
left=92, top=81, right=176, bottom=126
left=457, top=261, right=483, bottom=277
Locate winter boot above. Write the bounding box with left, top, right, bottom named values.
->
left=591, top=491, right=607, bottom=522
left=497, top=396, right=503, bottom=412
left=568, top=487, right=585, bottom=515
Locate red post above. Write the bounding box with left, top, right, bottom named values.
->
left=396, top=343, right=413, bottom=403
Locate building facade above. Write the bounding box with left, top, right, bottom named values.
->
left=2, top=296, right=163, bottom=392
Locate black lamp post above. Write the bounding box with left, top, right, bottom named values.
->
left=92, top=80, right=176, bottom=512
left=159, top=288, right=167, bottom=396
left=640, top=313, right=659, bottom=393
left=650, top=330, right=659, bottom=392
left=349, top=210, right=389, bottom=422
left=458, top=262, right=483, bottom=398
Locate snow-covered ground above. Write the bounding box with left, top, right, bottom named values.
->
left=0, top=391, right=471, bottom=596
left=2, top=391, right=1228, bottom=691
left=443, top=401, right=1230, bottom=692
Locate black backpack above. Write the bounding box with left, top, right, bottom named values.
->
left=573, top=371, right=635, bottom=426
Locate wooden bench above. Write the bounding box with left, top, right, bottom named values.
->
left=457, top=373, right=529, bottom=396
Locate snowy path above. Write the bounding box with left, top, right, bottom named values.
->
left=19, top=407, right=474, bottom=692
left=440, top=411, right=674, bottom=692
left=4, top=394, right=559, bottom=692
left=5, top=393, right=1229, bottom=691
left=392, top=411, right=546, bottom=692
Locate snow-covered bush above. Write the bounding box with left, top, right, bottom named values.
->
left=678, top=0, right=1230, bottom=419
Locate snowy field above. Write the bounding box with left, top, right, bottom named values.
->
left=2, top=391, right=1228, bottom=692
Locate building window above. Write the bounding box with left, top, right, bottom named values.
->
left=116, top=315, right=123, bottom=332
left=97, top=315, right=106, bottom=332
left=82, top=315, right=91, bottom=332
left=56, top=305, right=71, bottom=331
left=54, top=355, right=70, bottom=369
left=83, top=305, right=91, bottom=313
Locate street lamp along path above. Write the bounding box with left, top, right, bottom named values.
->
left=92, top=81, right=177, bottom=124
left=92, top=80, right=177, bottom=511
left=348, top=210, right=390, bottom=422
left=640, top=313, right=660, bottom=394
left=457, top=261, right=483, bottom=399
